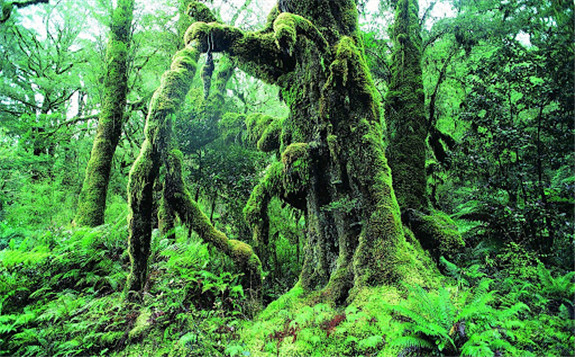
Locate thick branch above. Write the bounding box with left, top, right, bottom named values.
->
left=184, top=4, right=329, bottom=84
left=166, top=150, right=263, bottom=297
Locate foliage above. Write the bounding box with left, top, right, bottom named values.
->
left=0, top=0, right=572, bottom=356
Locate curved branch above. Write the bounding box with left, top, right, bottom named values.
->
left=166, top=150, right=263, bottom=297
left=183, top=3, right=330, bottom=84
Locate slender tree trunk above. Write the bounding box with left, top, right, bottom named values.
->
left=75, top=0, right=134, bottom=227
left=384, top=0, right=428, bottom=212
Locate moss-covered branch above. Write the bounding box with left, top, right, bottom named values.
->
left=166, top=150, right=263, bottom=297
left=126, top=46, right=201, bottom=293
left=244, top=162, right=283, bottom=251
left=183, top=2, right=329, bottom=84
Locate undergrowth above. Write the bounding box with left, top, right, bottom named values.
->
left=0, top=217, right=572, bottom=356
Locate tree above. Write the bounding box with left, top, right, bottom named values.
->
left=384, top=0, right=427, bottom=212
left=446, top=0, right=574, bottom=262
left=75, top=0, right=134, bottom=227
left=380, top=0, right=464, bottom=262
left=126, top=0, right=437, bottom=304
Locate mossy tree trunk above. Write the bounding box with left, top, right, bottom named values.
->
left=384, top=0, right=464, bottom=260
left=75, top=0, right=134, bottom=227
left=384, top=0, right=427, bottom=213
left=184, top=0, right=422, bottom=303
left=125, top=7, right=262, bottom=297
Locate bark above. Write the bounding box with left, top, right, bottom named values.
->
left=75, top=0, right=134, bottom=227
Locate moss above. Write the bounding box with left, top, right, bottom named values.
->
left=245, top=113, right=275, bottom=146
left=384, top=0, right=428, bottom=211
left=243, top=161, right=284, bottom=264
left=281, top=142, right=310, bottom=196
left=257, top=117, right=283, bottom=152
left=126, top=45, right=201, bottom=294
left=128, top=309, right=152, bottom=340
left=186, top=2, right=216, bottom=23
left=229, top=239, right=263, bottom=273
left=272, top=12, right=329, bottom=55
left=75, top=0, right=134, bottom=227
left=403, top=209, right=465, bottom=261
left=158, top=185, right=175, bottom=240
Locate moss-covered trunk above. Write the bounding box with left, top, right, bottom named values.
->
left=125, top=45, right=201, bottom=293
left=125, top=6, right=262, bottom=297
left=384, top=0, right=464, bottom=260
left=184, top=0, right=424, bottom=303
left=75, top=0, right=134, bottom=227
left=384, top=0, right=427, bottom=212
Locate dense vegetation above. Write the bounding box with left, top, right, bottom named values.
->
left=0, top=0, right=573, bottom=356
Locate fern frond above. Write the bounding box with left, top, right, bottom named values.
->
left=392, top=335, right=434, bottom=349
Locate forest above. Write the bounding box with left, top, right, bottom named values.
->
left=0, top=0, right=573, bottom=356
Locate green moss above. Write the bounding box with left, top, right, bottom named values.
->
left=128, top=309, right=152, bottom=340
left=126, top=45, right=201, bottom=294
left=243, top=161, right=284, bottom=259
left=257, top=117, right=283, bottom=152
left=281, top=142, right=310, bottom=195
left=75, top=0, right=134, bottom=228
left=404, top=209, right=465, bottom=261
left=245, top=113, right=274, bottom=146
left=384, top=0, right=427, bottom=211
left=186, top=2, right=216, bottom=23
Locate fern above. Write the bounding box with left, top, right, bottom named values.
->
left=537, top=263, right=575, bottom=304
left=393, top=335, right=434, bottom=350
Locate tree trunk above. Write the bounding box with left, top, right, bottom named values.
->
left=384, top=0, right=464, bottom=262
left=75, top=0, right=134, bottom=227
left=384, top=0, right=428, bottom=212
left=184, top=0, right=428, bottom=303
left=125, top=4, right=262, bottom=297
